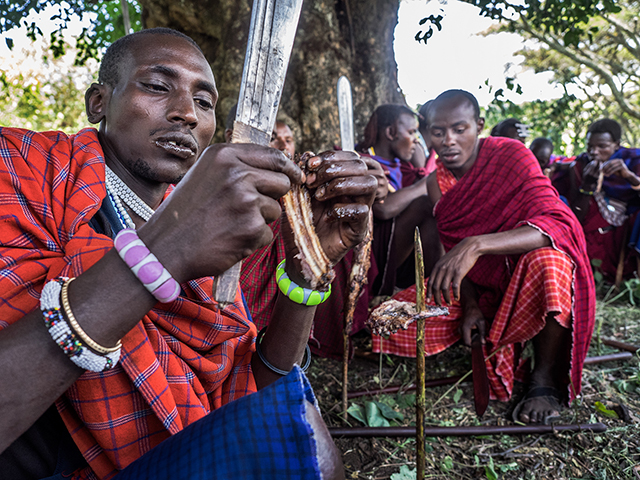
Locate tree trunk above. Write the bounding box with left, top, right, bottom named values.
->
left=139, top=0, right=404, bottom=150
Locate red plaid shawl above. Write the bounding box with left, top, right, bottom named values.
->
left=373, top=137, right=595, bottom=401
left=0, top=128, right=257, bottom=479
left=436, top=137, right=595, bottom=399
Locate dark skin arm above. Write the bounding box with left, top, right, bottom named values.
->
left=372, top=176, right=428, bottom=220
left=0, top=144, right=376, bottom=452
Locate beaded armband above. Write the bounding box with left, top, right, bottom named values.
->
left=276, top=259, right=331, bottom=306
left=41, top=278, right=120, bottom=372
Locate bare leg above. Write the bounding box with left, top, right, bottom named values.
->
left=517, top=315, right=571, bottom=423
left=305, top=401, right=345, bottom=480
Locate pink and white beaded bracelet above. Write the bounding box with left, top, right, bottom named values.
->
left=114, top=229, right=180, bottom=303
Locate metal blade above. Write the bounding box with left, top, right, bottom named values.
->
left=337, top=76, right=355, bottom=152
left=214, top=0, right=304, bottom=306
left=234, top=0, right=304, bottom=144
left=471, top=334, right=490, bottom=417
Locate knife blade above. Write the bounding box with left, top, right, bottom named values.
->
left=212, top=0, right=304, bottom=307
left=337, top=76, right=355, bottom=152
left=471, top=333, right=490, bottom=417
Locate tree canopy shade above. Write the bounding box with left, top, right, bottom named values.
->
left=476, top=0, right=640, bottom=151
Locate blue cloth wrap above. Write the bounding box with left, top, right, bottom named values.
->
left=115, top=366, right=321, bottom=480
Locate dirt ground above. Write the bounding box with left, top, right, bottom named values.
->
left=307, top=303, right=640, bottom=480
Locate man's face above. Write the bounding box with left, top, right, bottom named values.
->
left=391, top=113, right=419, bottom=162
left=99, top=34, right=217, bottom=184
left=587, top=132, right=619, bottom=163
left=427, top=97, right=484, bottom=176
left=270, top=121, right=295, bottom=158
left=532, top=145, right=553, bottom=169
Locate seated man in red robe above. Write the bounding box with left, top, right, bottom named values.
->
left=0, top=28, right=378, bottom=479
left=552, top=119, right=640, bottom=282
left=373, top=90, right=595, bottom=424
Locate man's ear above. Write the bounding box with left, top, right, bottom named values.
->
left=477, top=117, right=485, bottom=134
left=85, top=83, right=110, bottom=125
left=384, top=125, right=397, bottom=141
left=224, top=128, right=233, bottom=144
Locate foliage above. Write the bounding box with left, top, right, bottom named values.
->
left=0, top=1, right=142, bottom=65
left=0, top=33, right=97, bottom=132
left=474, top=0, right=640, bottom=151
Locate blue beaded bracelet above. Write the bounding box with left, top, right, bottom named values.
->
left=276, top=259, right=331, bottom=306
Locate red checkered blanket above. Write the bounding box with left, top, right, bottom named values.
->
left=0, top=128, right=257, bottom=479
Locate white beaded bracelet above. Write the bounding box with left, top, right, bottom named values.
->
left=41, top=279, right=120, bottom=372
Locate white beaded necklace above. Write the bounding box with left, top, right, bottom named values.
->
left=104, top=165, right=155, bottom=226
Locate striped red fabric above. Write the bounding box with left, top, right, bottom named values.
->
left=374, top=137, right=595, bottom=402
left=0, top=128, right=257, bottom=479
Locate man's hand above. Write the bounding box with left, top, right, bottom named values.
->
left=140, top=143, right=304, bottom=283
left=426, top=237, right=480, bottom=305
left=459, top=305, right=487, bottom=347
left=280, top=150, right=377, bottom=284
left=602, top=158, right=640, bottom=186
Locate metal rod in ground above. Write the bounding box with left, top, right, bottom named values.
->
left=347, top=375, right=463, bottom=399
left=328, top=422, right=607, bottom=438
left=414, top=227, right=426, bottom=480
left=342, top=331, right=349, bottom=422
left=584, top=352, right=633, bottom=364
left=602, top=338, right=639, bottom=353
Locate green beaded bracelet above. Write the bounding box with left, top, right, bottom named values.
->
left=276, top=259, right=331, bottom=306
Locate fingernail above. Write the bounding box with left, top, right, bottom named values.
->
left=316, top=185, right=325, bottom=198
left=308, top=156, right=322, bottom=169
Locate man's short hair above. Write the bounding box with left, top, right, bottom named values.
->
left=418, top=100, right=433, bottom=131
left=360, top=104, right=416, bottom=151
left=430, top=90, right=481, bottom=121
left=98, top=28, right=205, bottom=87
left=530, top=137, right=553, bottom=152
left=588, top=118, right=622, bottom=143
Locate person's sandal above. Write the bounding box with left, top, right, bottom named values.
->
left=512, top=386, right=563, bottom=425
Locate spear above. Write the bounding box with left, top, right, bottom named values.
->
left=414, top=226, right=426, bottom=480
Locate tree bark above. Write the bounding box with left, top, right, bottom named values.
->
left=139, top=0, right=405, bottom=150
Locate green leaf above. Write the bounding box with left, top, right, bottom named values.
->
left=485, top=457, right=498, bottom=480
left=373, top=401, right=404, bottom=421
left=440, top=455, right=453, bottom=473
left=365, top=401, right=390, bottom=427
left=391, top=465, right=416, bottom=480
left=591, top=258, right=602, bottom=268
left=347, top=404, right=367, bottom=425
left=453, top=388, right=463, bottom=404
left=594, top=401, right=619, bottom=419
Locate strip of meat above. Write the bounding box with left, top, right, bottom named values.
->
left=344, top=210, right=373, bottom=335
left=282, top=152, right=335, bottom=291
left=367, top=299, right=449, bottom=337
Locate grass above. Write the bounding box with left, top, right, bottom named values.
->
left=308, top=295, right=640, bottom=480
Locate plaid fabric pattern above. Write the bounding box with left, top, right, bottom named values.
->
left=374, top=137, right=595, bottom=402
left=373, top=248, right=572, bottom=401
left=116, top=366, right=321, bottom=480
left=0, top=128, right=257, bottom=479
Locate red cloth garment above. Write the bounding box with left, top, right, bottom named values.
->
left=373, top=247, right=573, bottom=401
left=0, top=128, right=257, bottom=479
left=374, top=137, right=595, bottom=402
left=240, top=217, right=377, bottom=359
left=552, top=154, right=640, bottom=281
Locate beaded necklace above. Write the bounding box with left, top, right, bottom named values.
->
left=104, top=165, right=155, bottom=228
